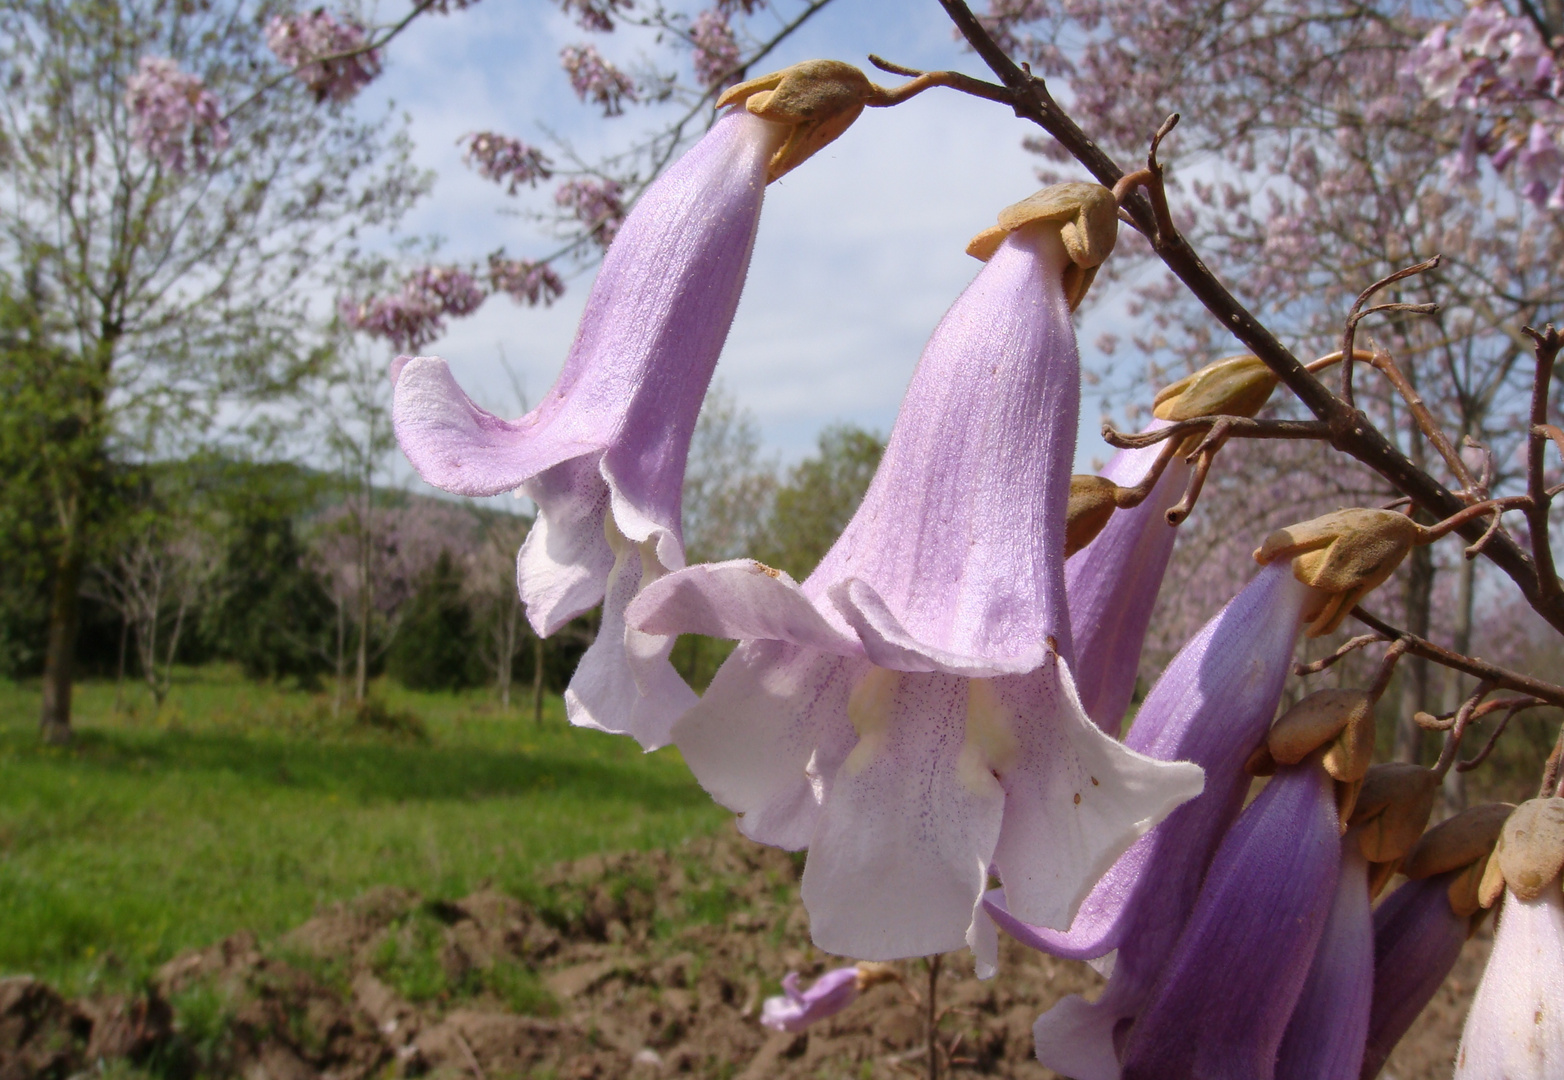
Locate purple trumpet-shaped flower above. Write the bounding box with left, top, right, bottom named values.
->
left=1359, top=872, right=1470, bottom=1078
left=759, top=964, right=895, bottom=1032
left=629, top=192, right=1203, bottom=965
left=392, top=108, right=784, bottom=749
left=1274, top=842, right=1373, bottom=1080
left=1455, top=885, right=1564, bottom=1078
left=986, top=561, right=1309, bottom=1080
left=1065, top=428, right=1189, bottom=736
left=1117, top=761, right=1343, bottom=1080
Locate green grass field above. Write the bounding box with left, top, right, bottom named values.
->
left=0, top=667, right=726, bottom=996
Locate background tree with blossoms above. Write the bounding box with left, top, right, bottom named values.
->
left=0, top=0, right=428, bottom=742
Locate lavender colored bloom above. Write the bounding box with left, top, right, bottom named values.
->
left=125, top=57, right=229, bottom=174
left=342, top=265, right=488, bottom=352
left=554, top=177, right=627, bottom=247
left=265, top=11, right=381, bottom=103
left=629, top=197, right=1203, bottom=963
left=488, top=257, right=566, bottom=308
left=1359, top=872, right=1469, bottom=1079
left=561, top=43, right=637, bottom=116
left=692, top=9, right=740, bottom=89
left=1454, top=885, right=1564, bottom=1078
left=990, top=562, right=1309, bottom=1080
left=462, top=132, right=552, bottom=193
left=392, top=109, right=785, bottom=750
left=1117, top=762, right=1343, bottom=1080
left=760, top=967, right=860, bottom=1032
left=1275, top=843, right=1373, bottom=1080
left=1065, top=426, right=1189, bottom=736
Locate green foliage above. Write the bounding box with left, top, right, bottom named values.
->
left=387, top=550, right=479, bottom=691
left=754, top=424, right=884, bottom=581
left=0, top=667, right=725, bottom=995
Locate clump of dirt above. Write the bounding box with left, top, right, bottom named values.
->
left=0, top=829, right=1486, bottom=1079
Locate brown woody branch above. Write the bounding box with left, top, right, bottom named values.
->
left=1524, top=326, right=1562, bottom=606
left=1351, top=606, right=1564, bottom=709
left=930, top=0, right=1564, bottom=637
left=1102, top=415, right=1330, bottom=449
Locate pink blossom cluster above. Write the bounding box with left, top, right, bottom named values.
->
left=559, top=0, right=635, bottom=32
left=1403, top=2, right=1564, bottom=207
left=489, top=257, right=566, bottom=307
left=265, top=10, right=381, bottom=104
left=461, top=132, right=552, bottom=193
left=560, top=43, right=637, bottom=116
left=340, top=265, right=487, bottom=351
left=124, top=57, right=230, bottom=174
left=554, top=177, right=627, bottom=246
left=715, top=0, right=766, bottom=12
left=691, top=9, right=740, bottom=89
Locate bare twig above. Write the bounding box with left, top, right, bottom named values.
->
left=1457, top=698, right=1547, bottom=772
left=1106, top=438, right=1184, bottom=511
left=932, top=0, right=1564, bottom=637
left=1433, top=680, right=1496, bottom=779
left=1351, top=606, right=1564, bottom=708
left=1367, top=639, right=1410, bottom=702
left=1295, top=634, right=1386, bottom=676
left=1339, top=259, right=1442, bottom=408
left=1543, top=725, right=1564, bottom=798
left=1362, top=346, right=1482, bottom=498
left=1102, top=416, right=1330, bottom=450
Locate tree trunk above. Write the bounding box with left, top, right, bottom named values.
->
left=498, top=601, right=517, bottom=710
left=1394, top=539, right=1434, bottom=763
left=114, top=611, right=128, bottom=713
left=1441, top=555, right=1477, bottom=815
left=39, top=536, right=84, bottom=745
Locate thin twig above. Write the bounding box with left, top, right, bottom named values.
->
left=1542, top=724, right=1564, bottom=798
left=1339, top=258, right=1442, bottom=408
left=1363, top=346, right=1481, bottom=498
left=1457, top=698, right=1546, bottom=772
left=1102, top=415, right=1330, bottom=449
left=1295, top=634, right=1386, bottom=676
left=1108, top=438, right=1183, bottom=510
left=1351, top=607, right=1564, bottom=708
left=1433, top=680, right=1497, bottom=779
left=1367, top=639, right=1410, bottom=702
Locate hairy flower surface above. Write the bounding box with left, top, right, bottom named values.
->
left=1064, top=428, right=1188, bottom=736
left=125, top=57, right=229, bottom=173
left=392, top=109, right=785, bottom=750
left=1361, top=872, right=1470, bottom=1077
left=1455, top=885, right=1564, bottom=1078
left=1274, top=842, right=1372, bottom=1080
left=265, top=11, right=381, bottom=103
left=1117, top=762, right=1343, bottom=1080
left=629, top=204, right=1202, bottom=964
left=992, top=562, right=1309, bottom=1080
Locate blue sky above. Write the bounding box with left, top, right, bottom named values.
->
left=357, top=0, right=1136, bottom=483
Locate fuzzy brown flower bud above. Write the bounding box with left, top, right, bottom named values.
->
left=1479, top=796, right=1564, bottom=905
left=1266, top=689, right=1376, bottom=782
left=965, top=183, right=1119, bottom=310
left=1152, top=354, right=1279, bottom=422
left=1349, top=762, right=1439, bottom=864
left=1254, top=508, right=1426, bottom=636
left=1403, top=802, right=1513, bottom=918
left=719, top=60, right=875, bottom=182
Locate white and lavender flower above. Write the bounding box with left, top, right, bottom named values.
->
left=392, top=64, right=878, bottom=751
left=629, top=185, right=1203, bottom=964
left=759, top=963, right=896, bottom=1032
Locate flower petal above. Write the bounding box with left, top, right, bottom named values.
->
left=1118, top=764, right=1342, bottom=1080
left=985, top=656, right=1205, bottom=931
left=829, top=578, right=1052, bottom=677
left=806, top=227, right=1079, bottom=667
left=801, top=670, right=1005, bottom=960
left=1360, top=872, right=1469, bottom=1079
left=671, top=641, right=863, bottom=850
left=1454, top=886, right=1564, bottom=1079
left=564, top=525, right=696, bottom=750
left=1275, top=844, right=1373, bottom=1080
left=517, top=455, right=615, bottom=636
left=1066, top=426, right=1190, bottom=736
left=627, top=560, right=858, bottom=655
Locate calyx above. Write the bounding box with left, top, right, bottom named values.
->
left=965, top=183, right=1119, bottom=310
left=1255, top=508, right=1426, bottom=636
left=720, top=60, right=879, bottom=182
